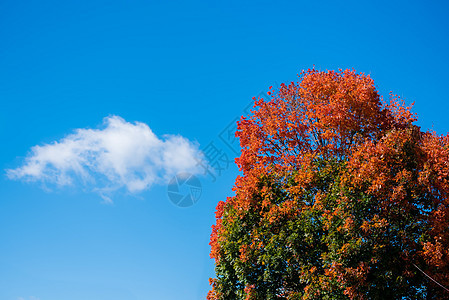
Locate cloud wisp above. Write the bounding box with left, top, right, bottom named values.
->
left=7, top=116, right=205, bottom=202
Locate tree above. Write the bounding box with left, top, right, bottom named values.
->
left=207, top=69, right=449, bottom=300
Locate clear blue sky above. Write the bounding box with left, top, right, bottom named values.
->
left=1, top=1, right=448, bottom=299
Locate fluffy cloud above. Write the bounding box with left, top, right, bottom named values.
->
left=7, top=116, right=205, bottom=202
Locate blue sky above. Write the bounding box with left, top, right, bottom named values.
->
left=1, top=1, right=448, bottom=299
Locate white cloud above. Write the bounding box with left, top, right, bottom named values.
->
left=7, top=116, right=205, bottom=202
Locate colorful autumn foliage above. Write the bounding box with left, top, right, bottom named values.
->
left=208, top=69, right=449, bottom=299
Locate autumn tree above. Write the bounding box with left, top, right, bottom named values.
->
left=208, top=69, right=449, bottom=300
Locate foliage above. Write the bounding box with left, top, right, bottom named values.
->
left=207, top=69, right=449, bottom=299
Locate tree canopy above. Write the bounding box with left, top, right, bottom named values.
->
left=208, top=69, right=449, bottom=299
